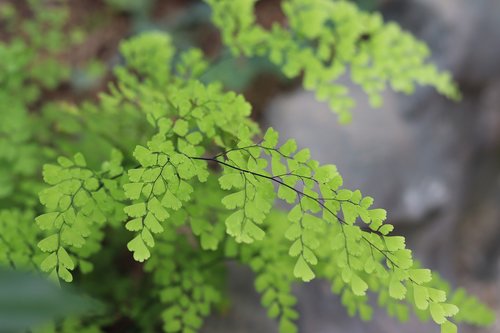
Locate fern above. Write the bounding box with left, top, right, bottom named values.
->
left=0, top=0, right=80, bottom=205
left=207, top=0, right=460, bottom=123
left=37, top=152, right=125, bottom=282
left=0, top=1, right=495, bottom=333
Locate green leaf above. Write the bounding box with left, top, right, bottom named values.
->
left=124, top=183, right=143, bottom=200
left=351, top=274, right=368, bottom=296
left=440, top=321, right=457, bottom=333
left=280, top=139, right=297, bottom=155
left=245, top=222, right=265, bottom=241
left=148, top=197, right=170, bottom=221
left=162, top=190, right=182, bottom=210
left=127, top=235, right=150, bottom=262
left=58, top=266, right=73, bottom=282
left=294, top=148, right=310, bottom=163
left=428, top=288, right=447, bottom=303
left=378, top=224, right=394, bottom=235
left=57, top=247, right=74, bottom=270
left=35, top=212, right=59, bottom=230
left=279, top=318, right=297, bottom=333
left=73, top=153, right=86, bottom=167
left=221, top=191, right=245, bottom=209
left=125, top=218, right=143, bottom=231
left=369, top=208, right=386, bottom=221
left=219, top=172, right=243, bottom=190
left=442, top=303, right=459, bottom=317
left=335, top=189, right=352, bottom=201
left=293, top=256, right=315, bottom=282
left=384, top=236, right=405, bottom=251
left=289, top=239, right=302, bottom=257
left=409, top=269, right=432, bottom=284
left=287, top=205, right=302, bottom=222
left=38, top=234, right=59, bottom=252
left=263, top=127, right=279, bottom=147
left=40, top=253, right=58, bottom=272
left=413, top=285, right=429, bottom=310
left=341, top=202, right=357, bottom=224
left=173, top=119, right=189, bottom=136
left=278, top=184, right=296, bottom=204
left=430, top=303, right=446, bottom=324
left=389, top=277, right=406, bottom=300
left=58, top=156, right=74, bottom=168
left=124, top=203, right=146, bottom=218
left=285, top=223, right=301, bottom=241
left=144, top=213, right=164, bottom=233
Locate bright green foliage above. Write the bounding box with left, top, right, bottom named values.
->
left=0, top=0, right=80, bottom=205
left=33, top=317, right=104, bottom=333
left=37, top=152, right=126, bottom=282
left=29, top=30, right=496, bottom=333
left=192, top=127, right=493, bottom=330
left=0, top=1, right=495, bottom=333
left=186, top=176, right=228, bottom=251
left=0, top=210, right=40, bottom=270
left=206, top=0, right=460, bottom=123
left=145, top=231, right=225, bottom=333
left=241, top=211, right=299, bottom=333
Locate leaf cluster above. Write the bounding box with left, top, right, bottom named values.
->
left=0, top=1, right=495, bottom=333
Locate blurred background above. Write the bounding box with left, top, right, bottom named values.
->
left=1, top=0, right=499, bottom=332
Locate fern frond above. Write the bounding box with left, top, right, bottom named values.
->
left=206, top=0, right=460, bottom=123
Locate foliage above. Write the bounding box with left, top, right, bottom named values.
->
left=207, top=0, right=460, bottom=123
left=0, top=1, right=495, bottom=333
left=0, top=0, right=82, bottom=207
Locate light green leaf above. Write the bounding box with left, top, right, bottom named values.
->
left=289, top=239, right=302, bottom=257
left=279, top=318, right=297, bottom=333
left=219, top=172, right=243, bottom=190
left=293, top=256, right=315, bottom=282
left=73, top=153, right=86, bottom=167
left=294, top=148, right=310, bottom=163
left=440, top=321, right=457, bottom=333
left=351, top=274, right=368, bottom=296
left=285, top=223, right=301, bottom=241
left=389, top=277, right=406, bottom=300
left=162, top=190, right=182, bottom=210
left=124, top=203, right=147, bottom=217
left=57, top=247, right=74, bottom=270
left=58, top=266, right=73, bottom=282
left=127, top=235, right=150, bottom=262
left=263, top=127, right=279, bottom=147
left=430, top=303, right=446, bottom=324
left=144, top=213, right=164, bottom=233
left=409, top=269, right=432, bottom=284
left=280, top=139, right=297, bottom=155
left=125, top=218, right=143, bottom=231
left=40, top=253, right=58, bottom=272
left=278, top=184, right=296, bottom=204
left=378, top=224, right=394, bottom=235
left=384, top=236, right=405, bottom=252
left=124, top=183, right=143, bottom=200
left=413, top=285, right=429, bottom=310
left=221, top=191, right=245, bottom=209
left=173, top=119, right=189, bottom=136
left=442, top=303, right=459, bottom=317
left=38, top=234, right=59, bottom=252
left=35, top=212, right=59, bottom=230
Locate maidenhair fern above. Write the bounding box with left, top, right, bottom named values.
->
left=0, top=1, right=495, bottom=333
left=207, top=0, right=460, bottom=123
left=0, top=0, right=81, bottom=206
